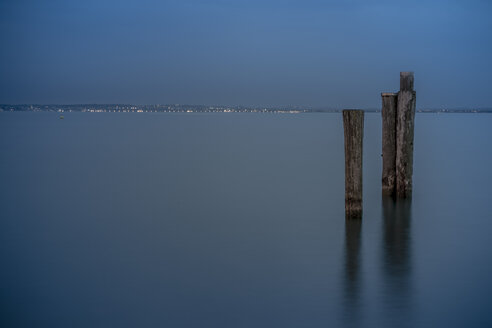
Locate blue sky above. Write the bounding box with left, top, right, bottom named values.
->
left=1, top=0, right=491, bottom=108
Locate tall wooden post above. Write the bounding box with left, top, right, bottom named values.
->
left=343, top=110, right=364, bottom=218
left=381, top=93, right=398, bottom=196
left=396, top=72, right=416, bottom=198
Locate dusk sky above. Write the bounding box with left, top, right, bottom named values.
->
left=1, top=0, right=491, bottom=108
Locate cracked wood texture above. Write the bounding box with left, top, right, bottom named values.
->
left=381, top=93, right=398, bottom=196
left=396, top=72, right=416, bottom=198
left=343, top=110, right=364, bottom=218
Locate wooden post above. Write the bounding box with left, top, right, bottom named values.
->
left=396, top=72, right=416, bottom=198
left=381, top=93, right=398, bottom=196
left=343, top=110, right=364, bottom=218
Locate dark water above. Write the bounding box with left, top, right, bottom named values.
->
left=1, top=112, right=491, bottom=328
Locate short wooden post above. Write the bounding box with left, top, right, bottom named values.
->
left=396, top=72, right=416, bottom=198
left=343, top=110, right=364, bottom=218
left=381, top=93, right=398, bottom=196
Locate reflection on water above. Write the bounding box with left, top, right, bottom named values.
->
left=381, top=197, right=412, bottom=324
left=342, top=198, right=412, bottom=327
left=343, top=218, right=362, bottom=327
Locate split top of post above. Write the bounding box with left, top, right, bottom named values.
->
left=400, top=72, right=414, bottom=91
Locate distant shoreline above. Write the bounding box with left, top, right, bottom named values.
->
left=1, top=104, right=491, bottom=114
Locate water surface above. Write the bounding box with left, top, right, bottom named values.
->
left=1, top=112, right=491, bottom=327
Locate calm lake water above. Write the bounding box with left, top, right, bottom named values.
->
left=1, top=112, right=491, bottom=328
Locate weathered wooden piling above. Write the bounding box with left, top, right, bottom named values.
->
left=343, top=110, right=364, bottom=218
left=396, top=72, right=416, bottom=198
left=381, top=93, right=398, bottom=196
left=381, top=72, right=416, bottom=198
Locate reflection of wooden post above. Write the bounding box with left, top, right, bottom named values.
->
left=343, top=110, right=364, bottom=218
left=396, top=72, right=416, bottom=198
left=344, top=218, right=362, bottom=302
left=382, top=93, right=398, bottom=196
